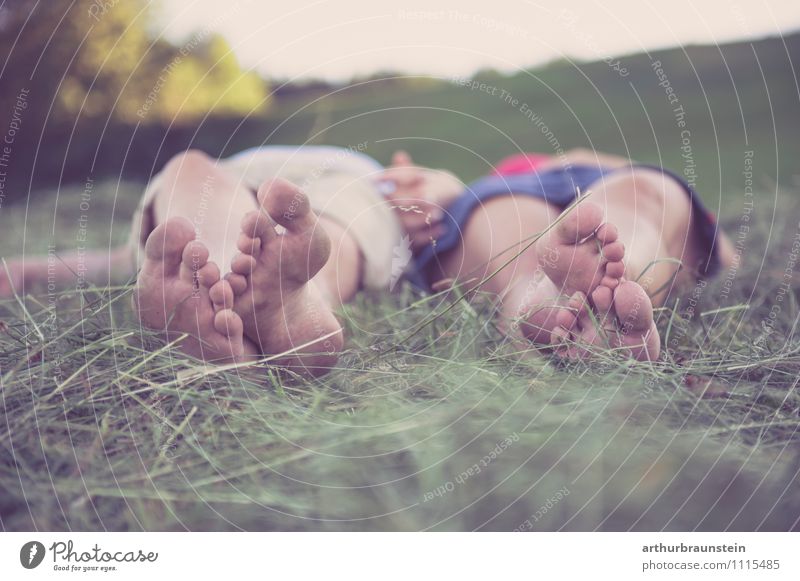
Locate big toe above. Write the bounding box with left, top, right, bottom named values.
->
left=258, top=178, right=315, bottom=232
left=214, top=308, right=244, bottom=339
left=255, top=178, right=331, bottom=281
left=613, top=280, right=654, bottom=333
left=555, top=201, right=604, bottom=244
left=609, top=280, right=660, bottom=360
left=144, top=217, right=196, bottom=273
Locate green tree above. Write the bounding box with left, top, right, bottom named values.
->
left=0, top=0, right=153, bottom=125
left=129, top=33, right=269, bottom=124
left=0, top=0, right=269, bottom=126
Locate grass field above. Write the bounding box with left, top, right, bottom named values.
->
left=1, top=34, right=800, bottom=531
left=256, top=32, right=800, bottom=200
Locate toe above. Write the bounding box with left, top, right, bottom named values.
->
left=214, top=309, right=244, bottom=340
left=231, top=252, right=257, bottom=276
left=613, top=280, right=654, bottom=332
left=181, top=240, right=209, bottom=266
left=568, top=291, right=588, bottom=313
left=602, top=241, right=625, bottom=262
left=225, top=273, right=248, bottom=295
left=241, top=210, right=276, bottom=247
left=180, top=240, right=210, bottom=281
left=213, top=309, right=245, bottom=360
left=259, top=178, right=316, bottom=232
left=237, top=233, right=262, bottom=257
left=550, top=325, right=571, bottom=348
left=595, top=223, right=619, bottom=244
left=143, top=217, right=196, bottom=273
left=600, top=275, right=621, bottom=289
left=209, top=279, right=234, bottom=310
left=605, top=260, right=625, bottom=279
left=556, top=201, right=604, bottom=243
left=255, top=178, right=332, bottom=282
left=196, top=261, right=220, bottom=288
left=555, top=308, right=578, bottom=332
left=591, top=285, right=614, bottom=316
left=569, top=291, right=595, bottom=331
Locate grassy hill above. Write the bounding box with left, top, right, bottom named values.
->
left=257, top=31, right=800, bottom=206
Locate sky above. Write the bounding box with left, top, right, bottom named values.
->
left=155, top=0, right=800, bottom=81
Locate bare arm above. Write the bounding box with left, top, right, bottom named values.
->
left=378, top=151, right=465, bottom=250
left=1, top=244, right=135, bottom=298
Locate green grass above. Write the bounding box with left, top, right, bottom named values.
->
left=1, top=182, right=799, bottom=531
left=255, top=32, right=800, bottom=202
left=1, top=33, right=799, bottom=530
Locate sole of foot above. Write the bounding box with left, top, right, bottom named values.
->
left=134, top=217, right=247, bottom=363
left=538, top=200, right=626, bottom=297
left=521, top=200, right=625, bottom=348
left=550, top=279, right=660, bottom=362
left=229, top=178, right=342, bottom=376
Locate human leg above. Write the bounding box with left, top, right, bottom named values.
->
left=434, top=194, right=576, bottom=344
left=142, top=147, right=399, bottom=375
left=433, top=192, right=656, bottom=360
left=0, top=245, right=134, bottom=298
left=546, top=167, right=722, bottom=360
left=425, top=159, right=733, bottom=362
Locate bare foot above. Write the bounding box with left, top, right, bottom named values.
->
left=516, top=200, right=624, bottom=347
left=134, top=217, right=248, bottom=363
left=550, top=279, right=660, bottom=361
left=538, top=200, right=625, bottom=297
left=542, top=205, right=660, bottom=361
left=229, top=178, right=342, bottom=375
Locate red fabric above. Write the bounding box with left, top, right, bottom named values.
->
left=493, top=153, right=551, bottom=176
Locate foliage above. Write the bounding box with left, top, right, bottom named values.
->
left=0, top=0, right=268, bottom=126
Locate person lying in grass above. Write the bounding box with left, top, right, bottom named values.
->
left=408, top=148, right=736, bottom=361
left=0, top=146, right=734, bottom=374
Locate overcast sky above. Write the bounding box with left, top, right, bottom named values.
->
left=155, top=0, right=800, bottom=81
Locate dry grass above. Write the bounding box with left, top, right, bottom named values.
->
left=0, top=182, right=798, bottom=531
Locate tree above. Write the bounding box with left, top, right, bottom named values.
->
left=0, top=0, right=269, bottom=126
left=0, top=0, right=153, bottom=126
left=127, top=33, right=269, bottom=124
